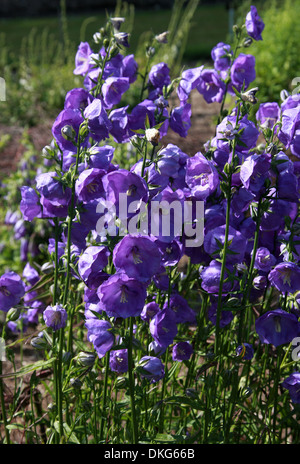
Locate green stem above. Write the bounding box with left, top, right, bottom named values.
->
left=127, top=317, right=138, bottom=444
left=273, top=347, right=282, bottom=443
left=0, top=359, right=10, bottom=444
left=159, top=348, right=169, bottom=433
left=55, top=128, right=82, bottom=441
left=99, top=351, right=110, bottom=442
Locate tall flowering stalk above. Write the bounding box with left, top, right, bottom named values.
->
left=2, top=3, right=300, bottom=445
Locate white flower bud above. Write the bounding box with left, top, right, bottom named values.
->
left=145, top=128, right=160, bottom=146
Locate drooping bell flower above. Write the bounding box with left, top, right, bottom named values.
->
left=185, top=152, right=219, bottom=200
left=121, top=54, right=138, bottom=83
left=240, top=153, right=270, bottom=196
left=282, top=372, right=300, bottom=403
left=64, top=88, right=92, bottom=111
left=255, top=308, right=300, bottom=347
left=260, top=198, right=297, bottom=232
left=109, top=106, right=130, bottom=143
left=230, top=54, right=256, bottom=93
left=211, top=42, right=232, bottom=72
left=245, top=5, right=265, bottom=41
left=75, top=168, right=106, bottom=203
left=97, top=272, right=147, bottom=318
left=254, top=247, right=277, bottom=273
left=231, top=187, right=255, bottom=217
left=73, top=41, right=93, bottom=76
left=137, top=356, right=165, bottom=383
left=236, top=343, right=254, bottom=360
left=177, top=66, right=203, bottom=104
left=197, top=69, right=226, bottom=104
left=141, top=301, right=160, bottom=322
left=0, top=272, right=26, bottom=312
left=78, top=245, right=110, bottom=288
left=268, top=262, right=300, bottom=294
left=113, top=234, right=162, bottom=283
left=52, top=108, right=85, bottom=152
left=164, top=293, right=196, bottom=324
left=20, top=186, right=42, bottom=221
left=169, top=103, right=192, bottom=138
left=109, top=349, right=128, bottom=373
left=83, top=98, right=112, bottom=142
left=256, top=102, right=280, bottom=129
left=200, top=260, right=236, bottom=294
left=36, top=172, right=72, bottom=214
left=43, top=304, right=68, bottom=331
left=278, top=106, right=300, bottom=157
left=148, top=62, right=171, bottom=91
left=172, top=341, right=193, bottom=361
left=85, top=318, right=114, bottom=358
left=149, top=307, right=178, bottom=348
left=23, top=263, right=40, bottom=286
left=87, top=145, right=115, bottom=170
left=102, top=77, right=130, bottom=109
left=204, top=224, right=247, bottom=264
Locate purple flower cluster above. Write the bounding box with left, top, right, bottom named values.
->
left=13, top=6, right=300, bottom=406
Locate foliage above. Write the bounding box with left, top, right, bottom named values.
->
left=235, top=0, right=300, bottom=102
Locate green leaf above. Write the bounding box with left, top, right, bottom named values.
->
left=0, top=358, right=56, bottom=379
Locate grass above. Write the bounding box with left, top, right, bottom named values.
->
left=0, top=4, right=229, bottom=65
left=0, top=3, right=229, bottom=126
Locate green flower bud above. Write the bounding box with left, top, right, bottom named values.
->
left=61, top=125, right=76, bottom=142
left=243, top=37, right=253, bottom=48
left=70, top=377, right=82, bottom=389
left=114, top=376, right=128, bottom=390
left=76, top=352, right=96, bottom=367
left=41, top=262, right=54, bottom=275
left=6, top=307, right=21, bottom=322
left=31, top=336, right=48, bottom=350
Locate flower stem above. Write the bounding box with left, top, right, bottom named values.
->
left=99, top=351, right=110, bottom=442
left=127, top=317, right=138, bottom=444
left=0, top=360, right=10, bottom=444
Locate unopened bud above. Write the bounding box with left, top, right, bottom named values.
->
left=243, top=37, right=253, bottom=48
left=114, top=376, right=128, bottom=390
left=266, top=142, right=278, bottom=155
left=185, top=388, right=198, bottom=399
left=61, top=125, right=76, bottom=142
left=6, top=307, right=21, bottom=322
left=146, top=46, right=156, bottom=58
left=42, top=145, right=54, bottom=159
left=114, top=32, right=130, bottom=48
left=155, top=31, right=169, bottom=44
left=93, top=32, right=102, bottom=44
left=280, top=89, right=290, bottom=102
left=103, top=38, right=110, bottom=49
left=242, top=386, right=252, bottom=398
left=232, top=24, right=241, bottom=35
left=110, top=17, right=125, bottom=31
left=31, top=336, right=48, bottom=350
left=76, top=352, right=96, bottom=367
left=145, top=128, right=160, bottom=146
left=41, top=262, right=54, bottom=275
left=70, top=377, right=82, bottom=389
left=241, top=87, right=259, bottom=104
